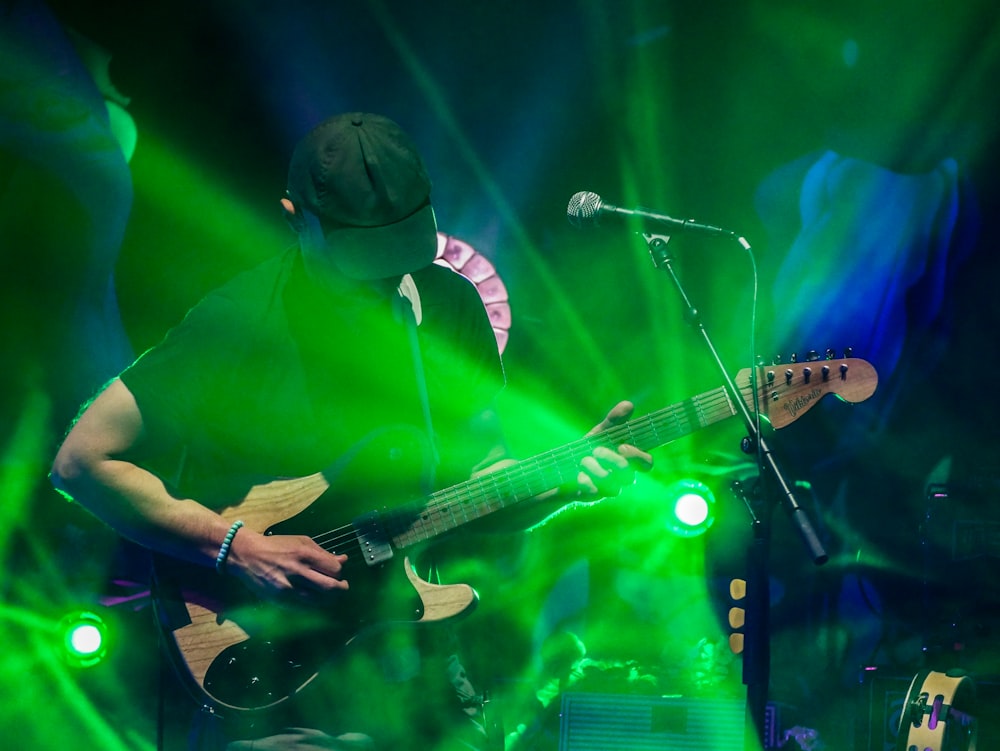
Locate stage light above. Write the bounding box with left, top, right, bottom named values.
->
left=58, top=610, right=109, bottom=668
left=664, top=479, right=716, bottom=537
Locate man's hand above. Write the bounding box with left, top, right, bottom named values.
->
left=226, top=528, right=350, bottom=605
left=575, top=400, right=653, bottom=498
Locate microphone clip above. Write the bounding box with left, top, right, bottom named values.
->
left=643, top=232, right=675, bottom=267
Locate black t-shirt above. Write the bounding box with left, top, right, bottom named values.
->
left=121, top=247, right=505, bottom=511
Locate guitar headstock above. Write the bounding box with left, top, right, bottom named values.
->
left=735, top=357, right=878, bottom=429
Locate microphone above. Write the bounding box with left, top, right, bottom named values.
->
left=567, top=191, right=736, bottom=238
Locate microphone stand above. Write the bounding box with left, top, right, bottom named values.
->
left=642, top=232, right=828, bottom=751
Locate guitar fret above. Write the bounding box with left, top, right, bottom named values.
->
left=390, top=367, right=880, bottom=551
left=389, top=386, right=740, bottom=550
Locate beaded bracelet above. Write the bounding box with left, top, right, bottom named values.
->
left=215, top=520, right=245, bottom=574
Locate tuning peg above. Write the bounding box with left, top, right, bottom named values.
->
left=789, top=352, right=798, bottom=363
left=806, top=350, right=820, bottom=362
left=844, top=347, right=853, bottom=358
left=825, top=348, right=836, bottom=360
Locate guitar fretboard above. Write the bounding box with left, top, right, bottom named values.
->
left=389, top=385, right=737, bottom=548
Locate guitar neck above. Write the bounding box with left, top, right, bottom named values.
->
left=390, top=385, right=736, bottom=548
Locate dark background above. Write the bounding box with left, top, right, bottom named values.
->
left=3, top=1, right=999, bottom=749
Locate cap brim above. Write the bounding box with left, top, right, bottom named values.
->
left=326, top=203, right=438, bottom=281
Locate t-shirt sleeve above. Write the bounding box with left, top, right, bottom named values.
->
left=119, top=254, right=289, bottom=459
left=120, top=288, right=245, bottom=454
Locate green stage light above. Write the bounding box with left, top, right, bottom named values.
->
left=664, top=479, right=716, bottom=538
left=58, top=610, right=109, bottom=668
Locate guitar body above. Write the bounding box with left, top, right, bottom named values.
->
left=155, top=550, right=477, bottom=712
left=153, top=437, right=478, bottom=713
left=896, top=669, right=978, bottom=751
left=152, top=357, right=878, bottom=713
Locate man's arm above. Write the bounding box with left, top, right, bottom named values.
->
left=50, top=378, right=350, bottom=602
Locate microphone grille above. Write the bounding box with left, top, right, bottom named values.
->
left=567, top=191, right=603, bottom=227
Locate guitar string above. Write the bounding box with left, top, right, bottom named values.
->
left=426, top=390, right=739, bottom=519
left=304, top=400, right=732, bottom=560
left=309, top=387, right=732, bottom=548
left=311, top=387, right=740, bottom=554
left=315, top=386, right=741, bottom=546
left=229, top=389, right=742, bottom=580
left=307, top=386, right=742, bottom=560
left=412, top=388, right=737, bottom=521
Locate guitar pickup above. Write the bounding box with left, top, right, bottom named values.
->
left=352, top=511, right=394, bottom=566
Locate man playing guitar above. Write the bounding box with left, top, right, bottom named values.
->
left=51, top=112, right=652, bottom=750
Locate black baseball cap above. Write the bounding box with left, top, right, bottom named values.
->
left=287, top=112, right=438, bottom=280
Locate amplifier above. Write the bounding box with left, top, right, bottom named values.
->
left=558, top=692, right=747, bottom=750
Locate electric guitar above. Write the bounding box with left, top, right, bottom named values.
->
left=152, top=357, right=877, bottom=712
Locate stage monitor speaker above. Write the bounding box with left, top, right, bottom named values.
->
left=558, top=692, right=746, bottom=750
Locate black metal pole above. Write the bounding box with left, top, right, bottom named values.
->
left=643, top=232, right=827, bottom=750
